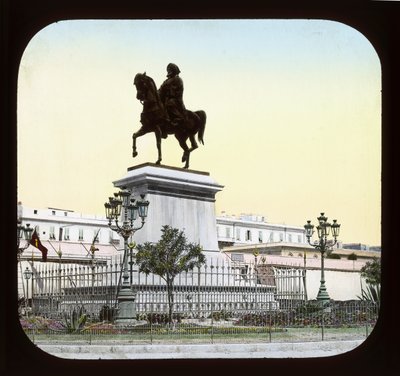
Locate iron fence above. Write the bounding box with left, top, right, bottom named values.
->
left=19, top=255, right=379, bottom=344
left=28, top=255, right=306, bottom=320
left=21, top=300, right=379, bottom=345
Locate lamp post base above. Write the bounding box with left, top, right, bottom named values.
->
left=115, top=286, right=138, bottom=326
left=316, top=285, right=330, bottom=303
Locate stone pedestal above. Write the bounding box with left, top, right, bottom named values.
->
left=113, top=163, right=224, bottom=254
left=114, top=284, right=138, bottom=326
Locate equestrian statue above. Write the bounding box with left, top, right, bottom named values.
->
left=132, top=63, right=206, bottom=169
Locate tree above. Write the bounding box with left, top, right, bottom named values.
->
left=347, top=252, right=357, bottom=260
left=135, top=225, right=206, bottom=325
left=358, top=257, right=381, bottom=305
left=360, top=257, right=381, bottom=285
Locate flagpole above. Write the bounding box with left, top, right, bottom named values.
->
left=29, top=241, right=33, bottom=314
left=48, top=240, right=63, bottom=295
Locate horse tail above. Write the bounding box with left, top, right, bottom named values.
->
left=196, top=110, right=206, bottom=145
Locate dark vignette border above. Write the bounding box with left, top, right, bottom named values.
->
left=2, top=1, right=399, bottom=375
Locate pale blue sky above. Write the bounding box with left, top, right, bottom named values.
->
left=18, top=19, right=381, bottom=245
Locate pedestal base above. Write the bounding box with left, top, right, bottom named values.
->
left=113, top=163, right=224, bottom=252
left=114, top=286, right=137, bottom=325
left=316, top=284, right=330, bottom=303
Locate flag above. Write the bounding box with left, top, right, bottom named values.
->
left=29, top=229, right=48, bottom=262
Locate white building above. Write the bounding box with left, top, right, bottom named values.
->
left=19, top=204, right=117, bottom=244
left=216, top=212, right=306, bottom=248
left=17, top=203, right=380, bottom=301
left=18, top=204, right=307, bottom=257
left=17, top=203, right=380, bottom=261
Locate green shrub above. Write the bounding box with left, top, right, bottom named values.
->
left=63, top=307, right=87, bottom=332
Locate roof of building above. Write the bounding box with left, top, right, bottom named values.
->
left=222, top=242, right=380, bottom=260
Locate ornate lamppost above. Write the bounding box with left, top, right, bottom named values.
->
left=17, top=220, right=33, bottom=255
left=104, top=187, right=149, bottom=325
left=304, top=213, right=340, bottom=304
left=23, top=266, right=33, bottom=315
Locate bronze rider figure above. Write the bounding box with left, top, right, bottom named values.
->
left=158, top=63, right=187, bottom=131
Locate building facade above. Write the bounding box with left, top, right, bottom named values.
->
left=18, top=203, right=380, bottom=262
left=216, top=212, right=306, bottom=248
left=17, top=203, right=380, bottom=302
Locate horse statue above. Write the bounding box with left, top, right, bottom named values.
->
left=132, top=72, right=206, bottom=169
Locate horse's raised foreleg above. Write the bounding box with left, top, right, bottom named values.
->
left=132, top=127, right=147, bottom=158
left=154, top=125, right=163, bottom=165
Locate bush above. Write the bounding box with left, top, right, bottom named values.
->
left=360, top=258, right=381, bottom=285
left=63, top=307, right=87, bottom=332
left=99, top=305, right=117, bottom=322
left=209, top=310, right=233, bottom=321
left=19, top=316, right=65, bottom=331
left=138, top=312, right=184, bottom=324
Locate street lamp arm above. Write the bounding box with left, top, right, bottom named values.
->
left=306, top=238, right=323, bottom=250
left=132, top=220, right=145, bottom=232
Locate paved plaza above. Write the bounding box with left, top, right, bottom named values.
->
left=38, top=340, right=363, bottom=359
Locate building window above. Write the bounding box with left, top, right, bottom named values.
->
left=298, top=235, right=302, bottom=243
left=288, top=234, right=292, bottom=242
left=216, top=226, right=220, bottom=237
left=226, top=227, right=231, bottom=239
left=34, top=210, right=37, bottom=214
left=279, top=233, right=284, bottom=242
left=64, top=227, right=70, bottom=240
left=64, top=212, right=68, bottom=216
left=94, top=229, right=100, bottom=242
left=269, top=232, right=274, bottom=242
left=52, top=210, right=56, bottom=215
left=258, top=231, right=263, bottom=243
left=78, top=228, right=84, bottom=241
left=236, top=228, right=241, bottom=241
left=240, top=265, right=249, bottom=280
left=49, top=226, right=56, bottom=240
left=109, top=230, right=120, bottom=245
left=246, top=230, right=252, bottom=241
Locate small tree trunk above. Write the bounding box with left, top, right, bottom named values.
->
left=167, top=279, right=174, bottom=328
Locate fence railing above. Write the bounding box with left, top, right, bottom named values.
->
left=20, top=300, right=379, bottom=345
left=20, top=256, right=379, bottom=345
left=28, top=255, right=306, bottom=320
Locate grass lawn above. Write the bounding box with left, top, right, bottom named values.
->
left=25, top=325, right=373, bottom=345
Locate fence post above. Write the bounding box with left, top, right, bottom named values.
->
left=211, top=302, right=214, bottom=344
left=150, top=317, right=153, bottom=345
left=268, top=307, right=272, bottom=343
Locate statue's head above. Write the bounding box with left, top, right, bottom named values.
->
left=167, top=63, right=181, bottom=78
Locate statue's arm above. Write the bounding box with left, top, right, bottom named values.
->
left=171, top=77, right=184, bottom=98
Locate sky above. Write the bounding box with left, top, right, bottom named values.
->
left=17, top=19, right=381, bottom=245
